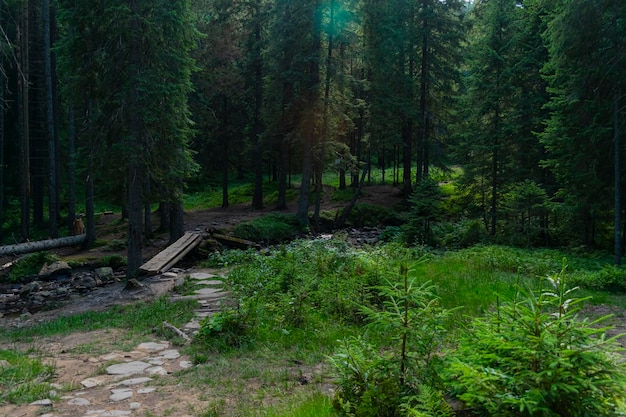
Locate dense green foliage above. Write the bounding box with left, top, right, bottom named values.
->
left=447, top=267, right=626, bottom=416
left=0, top=0, right=624, bottom=265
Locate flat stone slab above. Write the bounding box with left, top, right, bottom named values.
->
left=194, top=287, right=227, bottom=297
left=194, top=279, right=224, bottom=286
left=110, top=389, right=133, bottom=402
left=146, top=366, right=168, bottom=376
left=68, top=397, right=91, bottom=406
left=101, top=353, right=124, bottom=361
left=136, top=342, right=168, bottom=352
left=30, top=399, right=52, bottom=406
left=99, top=411, right=132, bottom=417
left=159, top=349, right=181, bottom=359
left=106, top=361, right=151, bottom=376
left=189, top=272, right=217, bottom=280
left=137, top=387, right=156, bottom=394
left=179, top=360, right=193, bottom=369
left=184, top=320, right=201, bottom=329
left=81, top=377, right=106, bottom=388
left=114, top=377, right=152, bottom=386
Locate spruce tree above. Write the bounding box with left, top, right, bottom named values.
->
left=541, top=0, right=626, bottom=254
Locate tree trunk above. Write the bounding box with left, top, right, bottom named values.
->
left=169, top=191, right=184, bottom=244
left=336, top=163, right=368, bottom=228
left=158, top=200, right=170, bottom=233
left=18, top=0, right=30, bottom=242
left=0, top=1, right=4, bottom=245
left=296, top=134, right=313, bottom=225
left=67, top=106, right=77, bottom=232
left=402, top=120, right=413, bottom=198
left=127, top=0, right=143, bottom=278
left=614, top=90, right=621, bottom=265
left=276, top=137, right=288, bottom=210
left=0, top=235, right=86, bottom=256
left=85, top=172, right=95, bottom=247
left=221, top=96, right=229, bottom=208
left=44, top=0, right=58, bottom=238
left=251, top=0, right=264, bottom=210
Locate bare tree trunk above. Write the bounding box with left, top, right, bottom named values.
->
left=614, top=90, right=621, bottom=265
left=251, top=0, right=264, bottom=210
left=276, top=137, right=288, bottom=210
left=158, top=200, right=170, bottom=233
left=44, top=0, right=58, bottom=238
left=0, top=2, right=4, bottom=245
left=67, top=106, right=77, bottom=231
left=144, top=180, right=153, bottom=239
left=127, top=0, right=143, bottom=278
left=85, top=172, right=95, bottom=247
left=221, top=95, right=229, bottom=208
left=169, top=199, right=184, bottom=244
left=18, top=0, right=30, bottom=242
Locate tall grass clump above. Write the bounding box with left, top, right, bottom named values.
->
left=0, top=350, right=56, bottom=404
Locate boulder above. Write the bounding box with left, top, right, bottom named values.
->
left=39, top=261, right=71, bottom=279
left=95, top=266, right=114, bottom=282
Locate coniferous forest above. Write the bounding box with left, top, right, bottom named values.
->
left=0, top=0, right=625, bottom=277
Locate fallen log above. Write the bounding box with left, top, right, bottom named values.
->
left=0, top=235, right=86, bottom=256
left=211, top=233, right=260, bottom=249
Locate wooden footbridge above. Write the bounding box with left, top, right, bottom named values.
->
left=139, top=232, right=204, bottom=275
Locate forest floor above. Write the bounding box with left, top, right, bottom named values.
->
left=0, top=184, right=405, bottom=417
left=0, top=184, right=405, bottom=326
left=3, top=183, right=626, bottom=416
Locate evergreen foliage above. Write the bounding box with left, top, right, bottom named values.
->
left=446, top=265, right=626, bottom=416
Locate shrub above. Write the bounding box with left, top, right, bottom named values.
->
left=569, top=264, right=626, bottom=291
left=346, top=203, right=404, bottom=228
left=445, top=265, right=626, bottom=416
left=195, top=301, right=257, bottom=352
left=232, top=213, right=308, bottom=244
left=329, top=264, right=452, bottom=417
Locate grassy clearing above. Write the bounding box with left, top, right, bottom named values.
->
left=3, top=240, right=625, bottom=415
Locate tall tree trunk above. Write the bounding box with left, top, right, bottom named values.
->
left=85, top=172, right=95, bottom=247
left=251, top=0, right=264, bottom=210
left=44, top=0, right=58, bottom=238
left=276, top=137, right=288, bottom=210
left=144, top=181, right=152, bottom=239
left=221, top=96, right=229, bottom=208
left=314, top=0, right=335, bottom=227
left=18, top=0, right=30, bottom=242
left=158, top=200, right=170, bottom=233
left=402, top=120, right=413, bottom=198
left=296, top=0, right=321, bottom=226
left=614, top=90, right=621, bottom=265
left=418, top=0, right=430, bottom=181
left=296, top=133, right=313, bottom=224
left=127, top=0, right=143, bottom=278
left=0, top=2, right=4, bottom=245
left=169, top=180, right=184, bottom=244
left=67, top=106, right=77, bottom=231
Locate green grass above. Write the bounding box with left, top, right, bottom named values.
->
left=0, top=297, right=198, bottom=343
left=0, top=349, right=56, bottom=404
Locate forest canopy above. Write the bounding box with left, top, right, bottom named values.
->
left=0, top=0, right=624, bottom=275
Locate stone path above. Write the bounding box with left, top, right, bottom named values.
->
left=13, top=268, right=231, bottom=417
